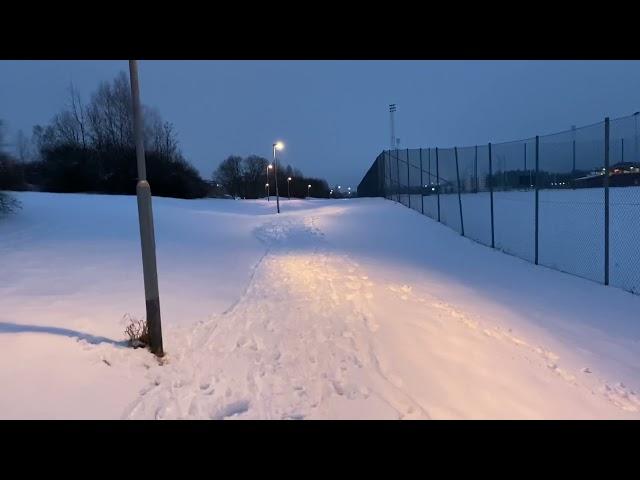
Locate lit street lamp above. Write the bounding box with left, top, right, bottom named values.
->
left=287, top=177, right=292, bottom=200
left=307, top=184, right=311, bottom=198
left=634, top=111, right=639, bottom=163
left=265, top=183, right=269, bottom=197
left=266, top=164, right=273, bottom=201
left=273, top=142, right=284, bottom=213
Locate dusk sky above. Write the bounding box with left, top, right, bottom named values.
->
left=1, top=60, right=640, bottom=188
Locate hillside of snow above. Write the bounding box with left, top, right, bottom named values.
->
left=1, top=192, right=639, bottom=419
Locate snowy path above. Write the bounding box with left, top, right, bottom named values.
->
left=122, top=212, right=640, bottom=419
left=2, top=193, right=640, bottom=419
left=124, top=217, right=430, bottom=419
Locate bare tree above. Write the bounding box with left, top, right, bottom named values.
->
left=15, top=130, right=34, bottom=162
left=68, top=83, right=87, bottom=149
left=86, top=71, right=134, bottom=149
left=214, top=156, right=244, bottom=198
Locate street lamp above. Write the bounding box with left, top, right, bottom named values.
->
left=265, top=183, right=269, bottom=197
left=287, top=177, right=292, bottom=200
left=634, top=112, right=639, bottom=164
left=273, top=141, right=284, bottom=213
left=266, top=164, right=273, bottom=201
left=307, top=184, right=311, bottom=198
left=128, top=60, right=163, bottom=357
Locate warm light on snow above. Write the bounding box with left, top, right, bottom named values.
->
left=1, top=192, right=639, bottom=419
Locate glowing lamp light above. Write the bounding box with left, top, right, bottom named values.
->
left=275, top=142, right=284, bottom=151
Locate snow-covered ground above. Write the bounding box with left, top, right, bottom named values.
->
left=1, top=192, right=639, bottom=419
left=401, top=187, right=640, bottom=293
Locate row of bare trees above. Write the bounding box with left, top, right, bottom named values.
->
left=2, top=72, right=208, bottom=199
left=31, top=73, right=179, bottom=160
left=213, top=155, right=330, bottom=199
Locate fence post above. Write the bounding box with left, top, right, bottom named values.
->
left=604, top=117, right=610, bottom=286
left=572, top=132, right=576, bottom=176
left=488, top=143, right=495, bottom=248
left=455, top=147, right=464, bottom=236
left=474, top=145, right=478, bottom=193
left=385, top=150, right=389, bottom=199
left=535, top=135, right=539, bottom=265
left=436, top=147, right=441, bottom=222
left=406, top=148, right=411, bottom=209
left=428, top=147, right=432, bottom=187
left=396, top=148, right=400, bottom=203
left=419, top=148, right=424, bottom=215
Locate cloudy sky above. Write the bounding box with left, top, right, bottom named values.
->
left=1, top=60, right=640, bottom=188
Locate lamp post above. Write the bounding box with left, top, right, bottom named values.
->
left=287, top=177, right=292, bottom=200
left=265, top=183, right=269, bottom=198
left=273, top=142, right=284, bottom=213
left=128, top=60, right=163, bottom=357
left=266, top=164, right=273, bottom=201
left=307, top=184, right=311, bottom=198
left=634, top=112, right=639, bottom=164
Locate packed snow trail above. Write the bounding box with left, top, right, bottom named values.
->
left=123, top=213, right=640, bottom=419
left=124, top=217, right=430, bottom=419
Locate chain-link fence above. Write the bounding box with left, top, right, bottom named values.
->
left=357, top=113, right=640, bottom=296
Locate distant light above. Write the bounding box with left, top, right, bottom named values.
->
left=265, top=183, right=269, bottom=187
left=432, top=187, right=435, bottom=191
left=287, top=177, right=292, bottom=181
left=337, top=185, right=341, bottom=189
left=275, top=141, right=284, bottom=151
left=268, top=164, right=273, bottom=169
left=308, top=184, right=311, bottom=188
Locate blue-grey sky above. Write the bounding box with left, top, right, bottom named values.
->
left=1, top=60, right=640, bottom=188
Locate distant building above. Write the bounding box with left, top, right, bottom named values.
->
left=573, top=162, right=640, bottom=188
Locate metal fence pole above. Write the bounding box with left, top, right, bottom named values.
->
left=604, top=117, right=610, bottom=286
left=396, top=148, right=400, bottom=203
left=474, top=145, right=478, bottom=193
left=535, top=135, right=540, bottom=265
left=436, top=147, right=441, bottom=222
left=455, top=147, right=464, bottom=236
left=129, top=60, right=163, bottom=357
left=406, top=148, right=411, bottom=209
left=419, top=148, right=424, bottom=214
left=488, top=143, right=495, bottom=248
left=386, top=150, right=390, bottom=199
left=428, top=148, right=432, bottom=188
left=572, top=134, right=576, bottom=176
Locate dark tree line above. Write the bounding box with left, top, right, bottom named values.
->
left=213, top=155, right=331, bottom=199
left=1, top=73, right=209, bottom=199
left=2, top=72, right=334, bottom=205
